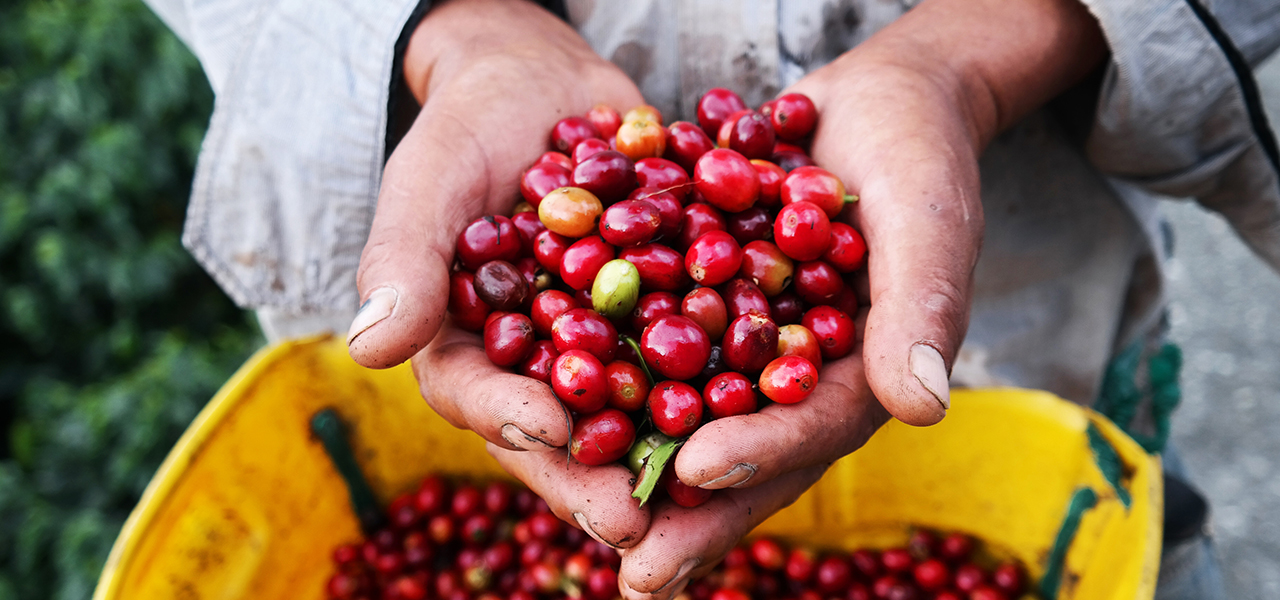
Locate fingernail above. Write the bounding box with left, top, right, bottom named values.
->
left=501, top=423, right=555, bottom=451
left=699, top=463, right=757, bottom=489
left=910, top=343, right=950, bottom=410
left=346, top=287, right=398, bottom=345
left=573, top=512, right=619, bottom=549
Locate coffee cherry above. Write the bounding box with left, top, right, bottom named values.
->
left=521, top=162, right=573, bottom=206
left=815, top=556, right=853, bottom=594
left=793, top=260, right=844, bottom=306
left=777, top=324, right=823, bottom=371
left=785, top=547, right=817, bottom=584
left=532, top=230, right=572, bottom=276
left=850, top=549, right=882, bottom=579
left=940, top=532, right=975, bottom=563
left=782, top=166, right=850, bottom=219
left=751, top=159, right=787, bottom=208
left=623, top=105, right=663, bottom=125
left=681, top=287, right=729, bottom=341
left=749, top=538, right=787, bottom=571
left=953, top=564, right=986, bottom=592
left=616, top=119, right=667, bottom=160
left=678, top=202, right=729, bottom=252
left=696, top=88, right=748, bottom=138
left=770, top=93, right=818, bottom=140
left=605, top=360, right=650, bottom=412
left=550, top=116, right=602, bottom=154
left=634, top=157, right=690, bottom=199
left=969, top=586, right=1008, bottom=600
left=662, top=468, right=713, bottom=507
left=629, top=188, right=684, bottom=241
left=560, top=236, right=616, bottom=291
left=592, top=259, right=641, bottom=319
left=585, top=567, right=619, bottom=600
left=457, top=215, right=522, bottom=271
left=716, top=110, right=752, bottom=148
left=517, top=341, right=558, bottom=384
left=801, top=305, right=856, bottom=360
left=551, top=350, right=609, bottom=413
left=728, top=111, right=776, bottom=160
left=722, top=313, right=780, bottom=374
left=758, top=355, right=817, bottom=404
left=824, top=222, right=868, bottom=272
left=695, top=149, right=760, bottom=213
left=648, top=380, right=704, bottom=437
left=725, top=206, right=773, bottom=245
left=665, top=121, right=717, bottom=173
left=538, top=151, right=574, bottom=170
left=449, top=271, right=491, bottom=331
left=772, top=150, right=816, bottom=172
left=539, top=187, right=603, bottom=238
left=573, top=150, right=637, bottom=205
left=769, top=291, right=805, bottom=326
left=640, top=315, right=712, bottom=381
left=600, top=199, right=662, bottom=247
left=551, top=308, right=618, bottom=363
left=703, top=372, right=756, bottom=419
left=573, top=137, right=612, bottom=164
left=774, top=201, right=832, bottom=261
left=739, top=240, right=794, bottom=297
left=587, top=104, right=623, bottom=139
left=473, top=260, right=529, bottom=312
left=570, top=408, right=636, bottom=466
left=530, top=290, right=579, bottom=338
left=632, top=291, right=681, bottom=333
left=721, top=277, right=771, bottom=320
left=912, top=559, right=950, bottom=591
left=484, top=313, right=534, bottom=367
left=619, top=243, right=690, bottom=292
left=686, top=231, right=743, bottom=286
left=991, top=563, right=1025, bottom=595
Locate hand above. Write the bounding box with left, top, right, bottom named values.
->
left=347, top=0, right=651, bottom=547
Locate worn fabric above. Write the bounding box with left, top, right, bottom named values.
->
left=144, top=0, right=1280, bottom=408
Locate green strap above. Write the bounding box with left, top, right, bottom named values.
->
left=311, top=408, right=385, bottom=534
left=1040, top=488, right=1100, bottom=600
left=1085, top=423, right=1132, bottom=508
left=1095, top=342, right=1182, bottom=453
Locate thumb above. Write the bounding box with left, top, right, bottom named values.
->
left=346, top=106, right=495, bottom=369
left=855, top=143, right=983, bottom=426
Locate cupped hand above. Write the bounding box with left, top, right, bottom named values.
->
left=347, top=0, right=649, bottom=546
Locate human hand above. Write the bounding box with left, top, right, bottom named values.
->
left=551, top=1, right=1106, bottom=597
left=347, top=0, right=651, bottom=546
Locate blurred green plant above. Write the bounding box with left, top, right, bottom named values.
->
left=0, top=0, right=261, bottom=597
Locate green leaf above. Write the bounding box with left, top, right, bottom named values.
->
left=630, top=437, right=684, bottom=507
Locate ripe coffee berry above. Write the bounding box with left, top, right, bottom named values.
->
left=802, top=305, right=856, bottom=360
left=695, top=149, right=761, bottom=213
left=604, top=360, right=650, bottom=412
left=774, top=201, right=832, bottom=261
left=639, top=315, right=711, bottom=381
left=484, top=313, right=534, bottom=367
left=570, top=408, right=636, bottom=466
left=686, top=230, right=744, bottom=286
left=703, top=372, right=757, bottom=419
left=758, top=355, right=818, bottom=404
left=551, top=350, right=608, bottom=413
left=648, top=380, right=704, bottom=437
left=457, top=215, right=523, bottom=271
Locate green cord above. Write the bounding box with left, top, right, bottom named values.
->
left=1039, top=488, right=1099, bottom=600
left=311, top=408, right=385, bottom=535
left=1095, top=342, right=1182, bottom=453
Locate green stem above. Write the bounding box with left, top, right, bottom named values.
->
left=620, top=335, right=655, bottom=386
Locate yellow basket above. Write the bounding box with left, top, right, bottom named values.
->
left=93, top=336, right=1161, bottom=600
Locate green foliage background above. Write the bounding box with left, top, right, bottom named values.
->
left=0, top=0, right=261, bottom=597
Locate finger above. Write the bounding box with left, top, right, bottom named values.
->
left=487, top=443, right=651, bottom=548
left=792, top=72, right=984, bottom=426
left=617, top=465, right=829, bottom=600
left=674, top=345, right=891, bottom=490
left=413, top=325, right=571, bottom=451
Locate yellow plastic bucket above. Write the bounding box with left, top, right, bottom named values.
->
left=93, top=336, right=1160, bottom=600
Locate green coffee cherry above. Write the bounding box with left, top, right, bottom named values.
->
left=625, top=432, right=675, bottom=475
left=591, top=259, right=640, bottom=320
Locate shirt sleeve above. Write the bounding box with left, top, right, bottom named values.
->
left=1078, top=0, right=1280, bottom=271
left=143, top=0, right=427, bottom=314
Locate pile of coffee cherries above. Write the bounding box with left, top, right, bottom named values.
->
left=698, top=532, right=1037, bottom=600
left=323, top=475, right=1039, bottom=600
left=449, top=88, right=867, bottom=505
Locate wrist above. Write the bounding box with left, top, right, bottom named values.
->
left=865, top=0, right=1107, bottom=150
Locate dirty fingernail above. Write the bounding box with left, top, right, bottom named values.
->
left=573, top=512, right=619, bottom=549
left=501, top=423, right=554, bottom=451
left=624, top=558, right=699, bottom=600
left=346, top=287, right=398, bottom=345
left=699, top=463, right=757, bottom=489
left=910, top=343, right=950, bottom=410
